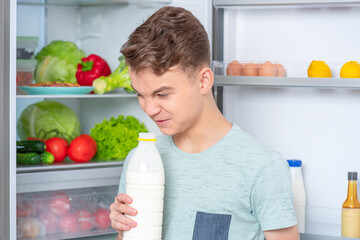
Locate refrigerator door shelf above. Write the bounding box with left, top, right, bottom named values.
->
left=214, top=0, right=360, bottom=9
left=214, top=76, right=360, bottom=89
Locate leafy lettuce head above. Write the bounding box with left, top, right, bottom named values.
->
left=17, top=100, right=81, bottom=143
left=34, top=40, right=86, bottom=83
left=90, top=115, right=148, bottom=161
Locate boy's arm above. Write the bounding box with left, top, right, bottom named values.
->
left=264, top=225, right=300, bottom=240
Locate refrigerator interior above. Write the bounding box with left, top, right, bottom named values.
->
left=16, top=0, right=212, bottom=138
left=15, top=0, right=211, bottom=239
left=221, top=5, right=360, bottom=237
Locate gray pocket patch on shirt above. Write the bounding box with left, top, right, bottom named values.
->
left=192, top=211, right=232, bottom=240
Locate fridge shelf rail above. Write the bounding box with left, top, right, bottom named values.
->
left=214, top=0, right=360, bottom=8
left=17, top=0, right=172, bottom=7
left=214, top=76, right=360, bottom=89
left=16, top=92, right=138, bottom=99
left=17, top=160, right=123, bottom=173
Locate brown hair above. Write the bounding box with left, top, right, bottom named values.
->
left=121, top=6, right=210, bottom=77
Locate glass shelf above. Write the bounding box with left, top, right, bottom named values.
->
left=214, top=0, right=360, bottom=8
left=17, top=160, right=123, bottom=173
left=300, top=233, right=357, bottom=240
left=16, top=92, right=137, bottom=99
left=214, top=75, right=360, bottom=89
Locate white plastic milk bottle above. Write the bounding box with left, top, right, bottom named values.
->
left=287, top=159, right=306, bottom=233
left=123, top=132, right=165, bottom=240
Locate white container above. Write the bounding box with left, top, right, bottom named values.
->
left=287, top=159, right=306, bottom=234
left=123, top=133, right=165, bottom=240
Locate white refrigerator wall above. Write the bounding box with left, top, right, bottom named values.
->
left=223, top=7, right=360, bottom=236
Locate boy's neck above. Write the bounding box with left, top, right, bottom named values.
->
left=172, top=95, right=232, bottom=154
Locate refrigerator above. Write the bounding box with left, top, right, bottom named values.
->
left=1, top=0, right=360, bottom=239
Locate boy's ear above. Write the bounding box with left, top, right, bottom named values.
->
left=199, top=67, right=214, bottom=94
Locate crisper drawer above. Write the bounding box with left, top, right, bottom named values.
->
left=17, top=162, right=123, bottom=193
left=17, top=186, right=117, bottom=240
left=16, top=162, right=123, bottom=239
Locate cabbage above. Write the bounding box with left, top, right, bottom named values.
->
left=34, top=40, right=86, bottom=83
left=17, top=100, right=81, bottom=143
left=90, top=115, right=148, bottom=161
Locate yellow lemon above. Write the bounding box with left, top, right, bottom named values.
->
left=340, top=61, right=360, bottom=78
left=307, top=60, right=332, bottom=78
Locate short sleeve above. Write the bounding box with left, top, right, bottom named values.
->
left=118, top=149, right=135, bottom=194
left=251, top=153, right=297, bottom=231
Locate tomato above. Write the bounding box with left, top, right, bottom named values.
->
left=45, top=137, right=68, bottom=162
left=59, top=213, right=79, bottom=234
left=48, top=192, right=71, bottom=216
left=77, top=209, right=94, bottom=231
left=67, top=134, right=97, bottom=163
left=39, top=212, right=58, bottom=235
left=26, top=137, right=46, bottom=143
left=17, top=201, right=34, bottom=217
left=94, top=208, right=111, bottom=229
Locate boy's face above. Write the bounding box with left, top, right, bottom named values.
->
left=130, top=66, right=204, bottom=136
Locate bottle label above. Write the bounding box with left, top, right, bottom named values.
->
left=342, top=208, right=360, bottom=238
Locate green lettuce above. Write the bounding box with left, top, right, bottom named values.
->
left=90, top=115, right=148, bottom=161
left=34, top=40, right=86, bottom=83
left=93, top=55, right=135, bottom=94
left=17, top=100, right=81, bottom=143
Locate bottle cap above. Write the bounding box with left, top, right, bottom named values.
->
left=348, top=172, right=358, bottom=181
left=287, top=159, right=302, bottom=167
left=138, top=132, right=156, bottom=142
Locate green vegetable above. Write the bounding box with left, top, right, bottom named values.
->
left=93, top=55, right=135, bottom=94
left=40, top=151, right=55, bottom=164
left=17, top=152, right=41, bottom=165
left=34, top=40, right=86, bottom=83
left=17, top=100, right=81, bottom=143
left=90, top=115, right=148, bottom=161
left=16, top=140, right=46, bottom=153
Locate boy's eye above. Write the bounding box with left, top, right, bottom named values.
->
left=158, top=93, right=168, bottom=97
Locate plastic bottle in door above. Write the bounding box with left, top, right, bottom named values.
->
left=341, top=172, right=360, bottom=238
left=123, top=133, right=165, bottom=240
left=287, top=159, right=306, bottom=233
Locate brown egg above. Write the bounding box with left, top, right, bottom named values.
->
left=226, top=60, right=242, bottom=76
left=259, top=61, right=277, bottom=77
left=274, top=64, right=286, bottom=77
left=242, top=63, right=258, bottom=76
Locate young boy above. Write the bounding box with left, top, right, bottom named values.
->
left=110, top=6, right=299, bottom=240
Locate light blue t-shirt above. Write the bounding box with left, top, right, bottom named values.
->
left=119, top=123, right=297, bottom=240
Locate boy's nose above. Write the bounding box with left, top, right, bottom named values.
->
left=144, top=100, right=161, bottom=117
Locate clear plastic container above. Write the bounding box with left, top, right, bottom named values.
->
left=17, top=36, right=38, bottom=59
left=16, top=186, right=116, bottom=240
left=16, top=59, right=36, bottom=94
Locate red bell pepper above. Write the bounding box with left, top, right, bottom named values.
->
left=76, top=54, right=111, bottom=86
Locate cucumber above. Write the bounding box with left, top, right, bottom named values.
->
left=17, top=140, right=46, bottom=153
left=40, top=151, right=55, bottom=164
left=17, top=152, right=41, bottom=165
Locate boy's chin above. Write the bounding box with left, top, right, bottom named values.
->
left=158, top=127, right=177, bottom=136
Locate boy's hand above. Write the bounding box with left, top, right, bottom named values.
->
left=109, top=193, right=138, bottom=237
